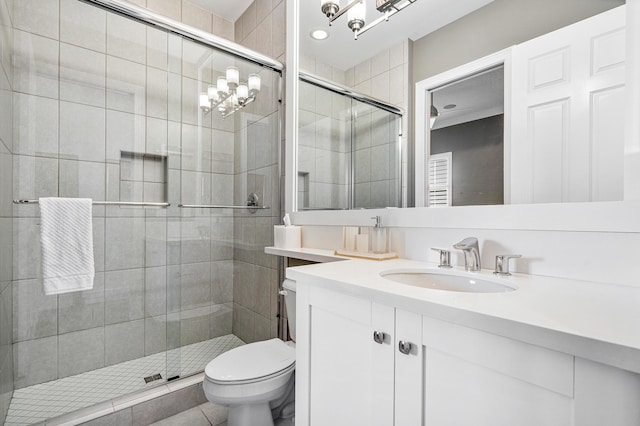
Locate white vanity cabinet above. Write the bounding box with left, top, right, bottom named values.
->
left=295, top=283, right=422, bottom=426
left=294, top=276, right=640, bottom=426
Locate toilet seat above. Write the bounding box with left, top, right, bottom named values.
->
left=205, top=338, right=295, bottom=385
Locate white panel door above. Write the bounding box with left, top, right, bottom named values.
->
left=511, top=6, right=626, bottom=203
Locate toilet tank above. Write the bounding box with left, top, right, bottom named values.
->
left=282, top=279, right=297, bottom=341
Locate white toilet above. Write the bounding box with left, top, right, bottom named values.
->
left=203, top=279, right=297, bottom=426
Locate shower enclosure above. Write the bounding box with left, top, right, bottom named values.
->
left=0, top=1, right=282, bottom=424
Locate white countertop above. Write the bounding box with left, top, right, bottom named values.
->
left=285, top=258, right=640, bottom=374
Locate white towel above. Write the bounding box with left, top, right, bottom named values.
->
left=39, top=197, right=95, bottom=295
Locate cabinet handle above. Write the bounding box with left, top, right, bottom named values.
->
left=398, top=340, right=413, bottom=355
left=373, top=331, right=386, bottom=344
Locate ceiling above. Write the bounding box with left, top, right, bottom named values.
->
left=189, top=0, right=503, bottom=128
left=189, top=0, right=253, bottom=22
left=189, top=1, right=495, bottom=70
left=301, top=0, right=494, bottom=71
left=431, top=66, right=504, bottom=130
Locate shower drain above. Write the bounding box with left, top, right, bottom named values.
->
left=143, top=373, right=163, bottom=384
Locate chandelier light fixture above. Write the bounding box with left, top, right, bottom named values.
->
left=199, top=66, right=261, bottom=118
left=320, top=0, right=418, bottom=39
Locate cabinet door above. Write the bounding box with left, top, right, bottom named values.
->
left=394, top=309, right=423, bottom=425
left=574, top=357, right=640, bottom=425
left=422, top=317, right=574, bottom=425
left=305, top=286, right=394, bottom=426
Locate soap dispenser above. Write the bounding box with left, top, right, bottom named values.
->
left=370, top=216, right=388, bottom=254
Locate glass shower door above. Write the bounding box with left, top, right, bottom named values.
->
left=298, top=80, right=352, bottom=210
left=353, top=99, right=402, bottom=208
left=297, top=78, right=402, bottom=210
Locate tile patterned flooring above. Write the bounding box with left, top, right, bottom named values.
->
left=5, top=334, right=244, bottom=426
left=148, top=402, right=228, bottom=426
left=149, top=402, right=295, bottom=426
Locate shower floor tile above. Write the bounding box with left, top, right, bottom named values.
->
left=5, top=334, right=244, bottom=426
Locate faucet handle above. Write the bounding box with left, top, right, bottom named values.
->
left=494, top=254, right=522, bottom=276
left=431, top=248, right=452, bottom=268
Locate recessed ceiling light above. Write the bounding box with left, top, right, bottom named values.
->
left=443, top=104, right=457, bottom=110
left=310, top=29, right=329, bottom=40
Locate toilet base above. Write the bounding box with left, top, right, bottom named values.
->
left=228, top=403, right=274, bottom=426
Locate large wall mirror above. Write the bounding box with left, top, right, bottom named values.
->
left=296, top=0, right=496, bottom=210
left=416, top=4, right=628, bottom=207
left=293, top=0, right=628, bottom=211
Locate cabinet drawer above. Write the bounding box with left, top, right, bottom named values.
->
left=309, top=286, right=371, bottom=325
left=422, top=316, right=574, bottom=397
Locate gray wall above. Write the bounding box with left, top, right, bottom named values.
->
left=412, top=0, right=624, bottom=81
left=431, top=115, right=504, bottom=206
left=0, top=0, right=13, bottom=422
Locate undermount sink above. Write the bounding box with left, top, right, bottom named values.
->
left=380, top=269, right=518, bottom=293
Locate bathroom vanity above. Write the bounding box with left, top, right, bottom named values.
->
left=286, top=258, right=640, bottom=426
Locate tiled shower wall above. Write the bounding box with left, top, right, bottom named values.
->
left=231, top=0, right=285, bottom=342
left=130, top=0, right=234, bottom=41
left=301, top=40, right=412, bottom=207
left=345, top=40, right=411, bottom=207
left=234, top=0, right=286, bottom=64
left=0, top=0, right=13, bottom=422
left=9, top=0, right=281, bottom=392
left=298, top=81, right=350, bottom=210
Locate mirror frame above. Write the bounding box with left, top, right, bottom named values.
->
left=288, top=0, right=640, bottom=233
left=285, top=0, right=299, bottom=214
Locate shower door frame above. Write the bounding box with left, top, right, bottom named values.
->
left=80, top=0, right=284, bottom=73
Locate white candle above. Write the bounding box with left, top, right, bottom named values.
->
left=248, top=74, right=261, bottom=93
left=356, top=234, right=369, bottom=253
left=343, top=226, right=358, bottom=251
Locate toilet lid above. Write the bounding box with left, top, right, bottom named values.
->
left=205, top=338, right=295, bottom=383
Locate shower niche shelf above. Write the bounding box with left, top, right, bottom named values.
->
left=119, top=151, right=168, bottom=204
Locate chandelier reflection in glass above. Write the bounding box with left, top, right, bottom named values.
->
left=199, top=66, right=261, bottom=118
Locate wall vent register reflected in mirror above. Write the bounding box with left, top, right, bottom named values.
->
left=297, top=73, right=402, bottom=210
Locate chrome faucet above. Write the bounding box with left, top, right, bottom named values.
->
left=453, top=237, right=481, bottom=272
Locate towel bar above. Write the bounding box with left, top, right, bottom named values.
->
left=178, top=204, right=270, bottom=209
left=13, top=199, right=170, bottom=207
